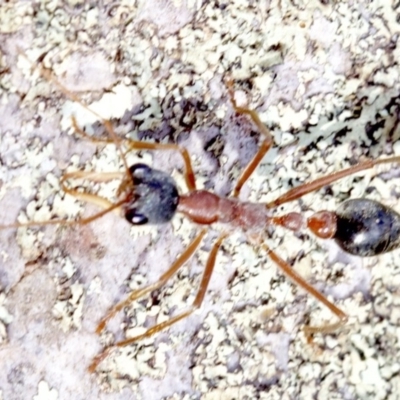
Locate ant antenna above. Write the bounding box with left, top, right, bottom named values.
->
left=17, top=48, right=132, bottom=183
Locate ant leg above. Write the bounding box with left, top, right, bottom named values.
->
left=0, top=171, right=126, bottom=230
left=71, top=116, right=114, bottom=144
left=95, top=228, right=207, bottom=334
left=124, top=140, right=196, bottom=191
left=0, top=199, right=125, bottom=230
left=72, top=112, right=197, bottom=191
left=268, top=156, right=400, bottom=208
left=60, top=170, right=125, bottom=211
left=89, top=232, right=226, bottom=372
left=259, top=243, right=348, bottom=336
left=19, top=51, right=130, bottom=173
left=115, top=233, right=226, bottom=341
left=73, top=110, right=197, bottom=191
left=71, top=106, right=196, bottom=190
left=226, top=79, right=274, bottom=197
left=21, top=52, right=196, bottom=190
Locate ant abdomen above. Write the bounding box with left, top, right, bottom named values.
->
left=334, top=199, right=400, bottom=256
left=123, top=164, right=179, bottom=225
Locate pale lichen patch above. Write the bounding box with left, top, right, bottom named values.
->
left=33, top=381, right=58, bottom=400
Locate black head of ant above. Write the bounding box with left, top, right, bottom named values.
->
left=122, top=163, right=179, bottom=226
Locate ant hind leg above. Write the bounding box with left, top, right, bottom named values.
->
left=258, top=242, right=348, bottom=339
left=268, top=156, right=400, bottom=208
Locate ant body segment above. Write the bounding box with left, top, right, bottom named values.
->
left=2, top=55, right=400, bottom=373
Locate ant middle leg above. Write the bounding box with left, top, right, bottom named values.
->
left=226, top=79, right=274, bottom=198
left=89, top=231, right=227, bottom=372
left=94, top=228, right=207, bottom=335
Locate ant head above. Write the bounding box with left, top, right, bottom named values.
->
left=123, top=163, right=179, bottom=225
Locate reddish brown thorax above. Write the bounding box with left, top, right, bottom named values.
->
left=177, top=190, right=272, bottom=231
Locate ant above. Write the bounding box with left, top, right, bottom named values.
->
left=2, top=53, right=400, bottom=374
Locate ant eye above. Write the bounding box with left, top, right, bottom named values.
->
left=125, top=209, right=148, bottom=225
left=129, top=163, right=150, bottom=178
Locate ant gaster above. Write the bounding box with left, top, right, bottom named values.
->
left=3, top=55, right=400, bottom=373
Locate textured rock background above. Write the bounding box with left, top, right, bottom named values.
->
left=0, top=1, right=400, bottom=399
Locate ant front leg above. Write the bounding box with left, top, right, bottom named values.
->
left=70, top=116, right=114, bottom=144
left=226, top=79, right=274, bottom=198
left=0, top=171, right=126, bottom=230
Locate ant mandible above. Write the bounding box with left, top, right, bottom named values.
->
left=2, top=54, right=400, bottom=373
